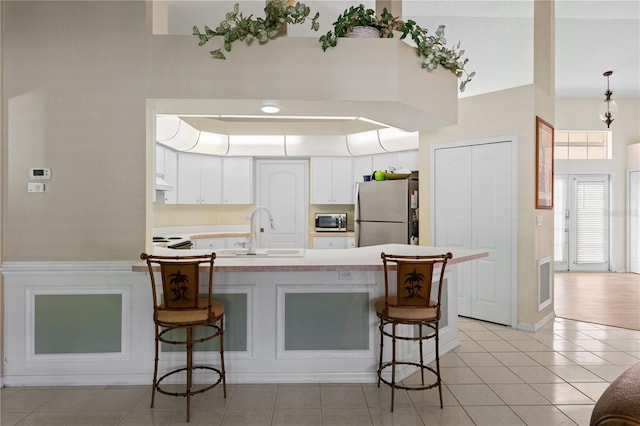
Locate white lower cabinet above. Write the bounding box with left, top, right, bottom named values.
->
left=194, top=236, right=248, bottom=250
left=312, top=236, right=354, bottom=249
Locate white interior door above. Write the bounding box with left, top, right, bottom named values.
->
left=630, top=170, right=640, bottom=274
left=433, top=140, right=514, bottom=326
left=257, top=159, right=308, bottom=249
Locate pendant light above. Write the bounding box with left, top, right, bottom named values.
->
left=598, top=71, right=617, bottom=128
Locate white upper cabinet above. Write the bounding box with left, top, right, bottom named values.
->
left=176, top=153, right=253, bottom=205
left=222, top=157, right=253, bottom=204
left=311, top=157, right=353, bottom=204
left=177, top=152, right=222, bottom=204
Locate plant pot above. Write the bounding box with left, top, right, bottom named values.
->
left=347, top=26, right=381, bottom=38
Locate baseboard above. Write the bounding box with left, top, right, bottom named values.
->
left=517, top=311, right=555, bottom=332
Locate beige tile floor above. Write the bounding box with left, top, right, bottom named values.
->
left=2, top=316, right=639, bottom=425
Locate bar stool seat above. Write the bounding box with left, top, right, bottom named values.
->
left=141, top=252, right=226, bottom=422
left=375, top=251, right=452, bottom=412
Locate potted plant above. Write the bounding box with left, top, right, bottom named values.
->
left=193, top=0, right=320, bottom=60
left=319, top=5, right=474, bottom=92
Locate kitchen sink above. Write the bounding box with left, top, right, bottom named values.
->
left=214, top=248, right=306, bottom=258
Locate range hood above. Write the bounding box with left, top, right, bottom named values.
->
left=155, top=175, right=173, bottom=191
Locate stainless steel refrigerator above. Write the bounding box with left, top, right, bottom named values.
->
left=355, top=178, right=419, bottom=247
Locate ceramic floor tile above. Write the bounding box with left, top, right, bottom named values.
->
left=440, top=366, right=483, bottom=384
left=529, top=383, right=594, bottom=404
left=408, top=384, right=459, bottom=407
left=320, top=384, right=367, bottom=408
left=8, top=411, right=80, bottom=426
left=508, top=339, right=553, bottom=352
left=510, top=405, right=577, bottom=426
left=490, top=330, right=537, bottom=341
left=321, top=408, right=373, bottom=426
left=591, top=351, right=640, bottom=365
left=452, top=340, right=488, bottom=353
left=508, top=366, right=564, bottom=383
left=558, top=350, right=614, bottom=365
left=118, top=409, right=189, bottom=426
left=368, top=407, right=423, bottom=426
left=227, top=384, right=277, bottom=409
left=1, top=412, right=29, bottom=426
left=463, top=405, right=526, bottom=425
left=458, top=352, right=503, bottom=367
left=415, top=406, right=475, bottom=425
left=476, top=339, right=520, bottom=352
left=220, top=409, right=273, bottom=426
left=573, top=339, right=619, bottom=351
left=275, top=385, right=321, bottom=409
left=1, top=388, right=58, bottom=412
left=34, top=387, right=103, bottom=412
left=463, top=330, right=502, bottom=340
left=545, top=365, right=606, bottom=382
left=543, top=339, right=588, bottom=352
left=526, top=351, right=577, bottom=366
left=556, top=404, right=597, bottom=426
left=595, top=339, right=640, bottom=352
left=272, top=408, right=321, bottom=426
left=470, top=366, right=524, bottom=384
left=437, top=351, right=467, bottom=367
left=447, top=384, right=505, bottom=405
left=491, top=352, right=540, bottom=366
left=84, top=387, right=147, bottom=411
left=583, top=364, right=629, bottom=382
left=488, top=383, right=550, bottom=405
left=571, top=382, right=611, bottom=402
left=361, top=383, right=413, bottom=409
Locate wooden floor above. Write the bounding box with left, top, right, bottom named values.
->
left=554, top=272, right=640, bottom=330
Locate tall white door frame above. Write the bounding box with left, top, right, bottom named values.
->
left=256, top=159, right=309, bottom=249
left=629, top=169, right=640, bottom=274
left=431, top=136, right=518, bottom=328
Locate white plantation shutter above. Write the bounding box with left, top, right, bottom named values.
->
left=573, top=177, right=609, bottom=266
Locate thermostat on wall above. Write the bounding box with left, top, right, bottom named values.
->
left=29, top=167, right=51, bottom=180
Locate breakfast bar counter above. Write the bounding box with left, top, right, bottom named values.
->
left=2, top=244, right=486, bottom=386
left=136, top=244, right=487, bottom=384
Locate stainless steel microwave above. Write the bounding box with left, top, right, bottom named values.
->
left=315, top=213, right=347, bottom=232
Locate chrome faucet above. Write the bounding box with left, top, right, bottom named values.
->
left=247, top=206, right=275, bottom=255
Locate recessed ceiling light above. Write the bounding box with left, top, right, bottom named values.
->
left=260, top=105, right=281, bottom=114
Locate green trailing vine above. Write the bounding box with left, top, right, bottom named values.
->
left=319, top=5, right=474, bottom=92
left=193, top=1, right=320, bottom=60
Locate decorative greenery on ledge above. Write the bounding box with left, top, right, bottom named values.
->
left=193, top=1, right=319, bottom=60
left=319, top=4, right=474, bottom=92
left=193, top=1, right=473, bottom=92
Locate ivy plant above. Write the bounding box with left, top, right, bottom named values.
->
left=319, top=5, right=474, bottom=92
left=193, top=0, right=320, bottom=60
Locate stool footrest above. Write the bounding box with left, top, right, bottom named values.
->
left=156, top=365, right=224, bottom=397
left=378, top=361, right=439, bottom=391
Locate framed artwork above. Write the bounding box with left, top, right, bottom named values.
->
left=535, top=116, right=554, bottom=209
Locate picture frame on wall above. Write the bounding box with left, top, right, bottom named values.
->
left=536, top=116, right=554, bottom=209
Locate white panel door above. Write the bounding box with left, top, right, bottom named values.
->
left=433, top=140, right=514, bottom=326
left=630, top=170, right=640, bottom=274
left=469, top=142, right=513, bottom=325
left=257, top=159, right=308, bottom=249
left=433, top=146, right=473, bottom=317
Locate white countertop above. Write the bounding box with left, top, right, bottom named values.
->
left=137, top=244, right=488, bottom=272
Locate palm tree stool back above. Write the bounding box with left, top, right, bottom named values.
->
left=140, top=252, right=226, bottom=422
left=375, top=252, right=453, bottom=412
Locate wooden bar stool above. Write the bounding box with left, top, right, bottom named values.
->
left=140, top=252, right=226, bottom=422
left=375, top=251, right=452, bottom=412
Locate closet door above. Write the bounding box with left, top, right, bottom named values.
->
left=433, top=141, right=514, bottom=326
left=469, top=142, right=513, bottom=325
left=433, top=147, right=473, bottom=317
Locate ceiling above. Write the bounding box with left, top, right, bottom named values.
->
left=165, top=0, right=639, bottom=101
